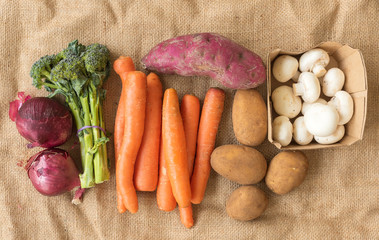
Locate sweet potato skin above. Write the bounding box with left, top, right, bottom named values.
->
left=141, top=33, right=266, bottom=89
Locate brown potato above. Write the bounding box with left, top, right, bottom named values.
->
left=226, top=186, right=268, bottom=221
left=232, top=89, right=268, bottom=146
left=265, top=151, right=309, bottom=195
left=211, top=145, right=267, bottom=185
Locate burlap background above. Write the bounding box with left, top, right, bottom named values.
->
left=1, top=1, right=378, bottom=239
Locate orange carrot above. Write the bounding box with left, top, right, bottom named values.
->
left=180, top=94, right=200, bottom=176
left=113, top=56, right=135, bottom=213
left=156, top=135, right=177, bottom=212
left=179, top=205, right=194, bottom=228
left=134, top=73, right=163, bottom=191
left=190, top=88, right=225, bottom=204
left=116, top=71, right=147, bottom=214
left=178, top=94, right=200, bottom=228
left=162, top=88, right=191, bottom=208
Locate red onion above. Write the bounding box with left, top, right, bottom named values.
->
left=25, top=148, right=84, bottom=204
left=9, top=92, right=31, bottom=121
left=9, top=93, right=73, bottom=148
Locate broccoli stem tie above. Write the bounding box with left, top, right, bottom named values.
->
left=76, top=125, right=107, bottom=136
left=76, top=125, right=109, bottom=155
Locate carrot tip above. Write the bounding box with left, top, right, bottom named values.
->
left=190, top=199, right=202, bottom=205
left=128, top=208, right=138, bottom=214
left=183, top=223, right=194, bottom=229
left=118, top=208, right=127, bottom=214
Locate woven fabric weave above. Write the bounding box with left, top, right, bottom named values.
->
left=0, top=1, right=378, bottom=239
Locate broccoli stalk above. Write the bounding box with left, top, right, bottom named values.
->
left=30, top=40, right=111, bottom=188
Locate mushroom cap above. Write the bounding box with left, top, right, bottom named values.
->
left=293, top=116, right=313, bottom=145
left=293, top=72, right=321, bottom=103
left=273, top=55, right=299, bottom=83
left=301, top=98, right=327, bottom=115
left=272, top=85, right=302, bottom=119
left=322, top=68, right=345, bottom=97
left=299, top=48, right=330, bottom=77
left=304, top=103, right=339, bottom=137
left=315, top=125, right=345, bottom=144
left=328, top=90, right=354, bottom=125
left=272, top=116, right=293, bottom=147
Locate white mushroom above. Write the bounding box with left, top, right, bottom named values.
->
left=328, top=90, right=354, bottom=125
left=299, top=48, right=330, bottom=77
left=272, top=55, right=299, bottom=83
left=293, top=72, right=321, bottom=103
left=326, top=55, right=339, bottom=70
left=272, top=86, right=302, bottom=119
left=321, top=68, right=345, bottom=97
left=293, top=116, right=313, bottom=145
left=315, top=125, right=345, bottom=144
left=301, top=98, right=327, bottom=115
left=291, top=70, right=301, bottom=82
left=272, top=116, right=293, bottom=147
left=304, top=103, right=339, bottom=137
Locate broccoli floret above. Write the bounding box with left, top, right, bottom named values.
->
left=51, top=54, right=87, bottom=82
left=56, top=40, right=86, bottom=60
left=51, top=54, right=89, bottom=96
left=82, top=43, right=110, bottom=73
left=82, top=43, right=110, bottom=88
left=30, top=54, right=60, bottom=90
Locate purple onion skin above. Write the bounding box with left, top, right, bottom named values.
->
left=26, top=148, right=81, bottom=196
left=15, top=97, right=72, bottom=148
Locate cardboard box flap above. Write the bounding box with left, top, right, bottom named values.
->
left=335, top=49, right=367, bottom=94
left=347, top=92, right=367, bottom=139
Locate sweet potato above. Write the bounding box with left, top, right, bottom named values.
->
left=141, top=33, right=266, bottom=89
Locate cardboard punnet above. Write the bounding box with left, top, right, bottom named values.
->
left=267, top=42, right=368, bottom=150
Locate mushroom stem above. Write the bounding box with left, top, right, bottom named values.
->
left=293, top=72, right=320, bottom=103
left=299, top=48, right=330, bottom=78
left=312, top=65, right=327, bottom=78
left=293, top=83, right=305, bottom=96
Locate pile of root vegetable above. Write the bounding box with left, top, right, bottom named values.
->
left=211, top=89, right=309, bottom=221
left=10, top=33, right=313, bottom=228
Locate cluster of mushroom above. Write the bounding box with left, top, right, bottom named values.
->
left=271, top=48, right=354, bottom=146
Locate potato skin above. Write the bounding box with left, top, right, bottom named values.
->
left=232, top=89, right=267, bottom=146
left=211, top=145, right=267, bottom=185
left=141, top=33, right=266, bottom=89
left=226, top=186, right=268, bottom=221
left=265, top=151, right=309, bottom=195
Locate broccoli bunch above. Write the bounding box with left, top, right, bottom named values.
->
left=30, top=40, right=111, bottom=188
